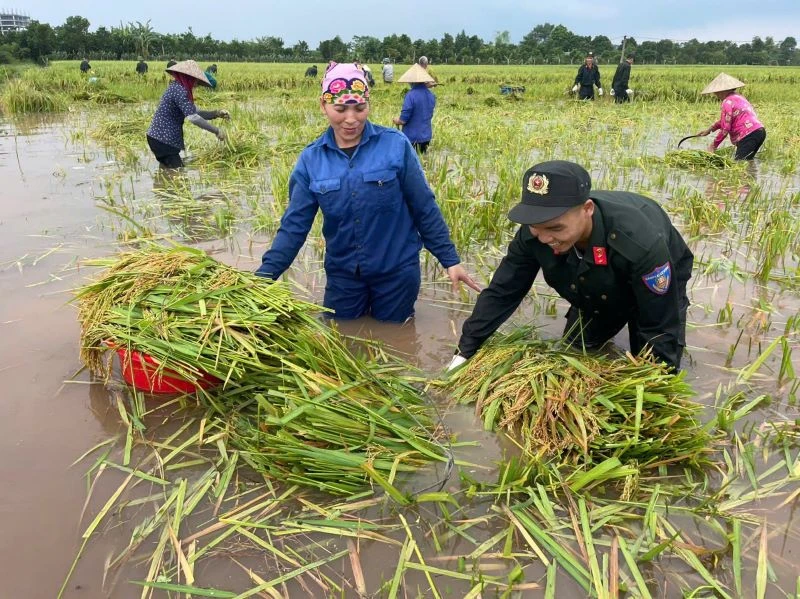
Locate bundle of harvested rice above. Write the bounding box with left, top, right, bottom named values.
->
left=664, top=149, right=737, bottom=170
left=445, top=327, right=710, bottom=472
left=75, top=244, right=449, bottom=495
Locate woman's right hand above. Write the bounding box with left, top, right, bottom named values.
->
left=697, top=128, right=711, bottom=137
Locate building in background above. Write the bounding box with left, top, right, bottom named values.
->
left=0, top=11, right=31, bottom=34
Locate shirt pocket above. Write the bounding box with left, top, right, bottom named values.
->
left=362, top=169, right=400, bottom=211
left=309, top=177, right=344, bottom=217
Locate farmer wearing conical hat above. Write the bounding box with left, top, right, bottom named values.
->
left=696, top=73, right=765, bottom=160
left=448, top=161, right=693, bottom=372
left=392, top=64, right=437, bottom=154
left=146, top=59, right=230, bottom=168
left=257, top=62, right=480, bottom=323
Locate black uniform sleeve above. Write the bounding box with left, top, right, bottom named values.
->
left=594, top=67, right=602, bottom=88
left=612, top=64, right=622, bottom=88
left=458, top=227, right=541, bottom=358
left=629, top=236, right=684, bottom=370
left=574, top=65, right=584, bottom=85
left=613, top=63, right=630, bottom=89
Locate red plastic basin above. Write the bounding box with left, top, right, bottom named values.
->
left=116, top=347, right=220, bottom=394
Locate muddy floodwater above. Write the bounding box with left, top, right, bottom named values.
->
left=1, top=109, right=799, bottom=598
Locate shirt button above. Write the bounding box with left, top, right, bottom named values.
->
left=570, top=284, right=576, bottom=290
left=349, top=163, right=354, bottom=168
left=610, top=233, right=616, bottom=240
left=356, top=244, right=362, bottom=248
left=351, top=192, right=356, bottom=197
left=579, top=276, right=585, bottom=282
left=601, top=294, right=607, bottom=300
left=594, top=310, right=600, bottom=314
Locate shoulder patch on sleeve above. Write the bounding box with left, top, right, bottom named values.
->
left=642, top=262, right=671, bottom=295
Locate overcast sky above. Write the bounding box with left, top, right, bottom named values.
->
left=23, top=0, right=800, bottom=46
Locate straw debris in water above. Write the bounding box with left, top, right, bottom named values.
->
left=664, top=149, right=737, bottom=170
left=75, top=243, right=449, bottom=495
left=446, top=327, right=711, bottom=474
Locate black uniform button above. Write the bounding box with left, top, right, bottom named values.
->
left=570, top=284, right=576, bottom=290
left=601, top=294, right=607, bottom=300
left=594, top=310, right=600, bottom=314
left=610, top=233, right=616, bottom=240
left=579, top=276, right=585, bottom=282
left=585, top=295, right=590, bottom=299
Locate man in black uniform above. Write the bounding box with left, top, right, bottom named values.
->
left=611, top=54, right=634, bottom=103
left=304, top=65, right=318, bottom=78
left=448, top=161, right=693, bottom=371
left=79, top=57, right=91, bottom=74
left=572, top=53, right=602, bottom=100
left=166, top=57, right=178, bottom=68
left=136, top=57, right=149, bottom=75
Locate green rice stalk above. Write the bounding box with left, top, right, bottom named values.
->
left=444, top=327, right=712, bottom=480
left=74, top=243, right=448, bottom=495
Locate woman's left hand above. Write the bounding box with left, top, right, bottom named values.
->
left=707, top=143, right=716, bottom=152
left=446, top=264, right=482, bottom=293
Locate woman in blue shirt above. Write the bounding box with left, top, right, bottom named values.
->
left=257, top=62, right=479, bottom=323
left=146, top=60, right=229, bottom=168
left=393, top=63, right=437, bottom=154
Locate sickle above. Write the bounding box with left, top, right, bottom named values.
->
left=677, top=134, right=702, bottom=148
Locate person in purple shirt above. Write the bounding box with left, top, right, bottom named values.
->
left=146, top=60, right=229, bottom=168
left=392, top=64, right=437, bottom=154
left=257, top=62, right=480, bottom=323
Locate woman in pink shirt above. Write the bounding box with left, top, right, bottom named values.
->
left=696, top=73, right=766, bottom=160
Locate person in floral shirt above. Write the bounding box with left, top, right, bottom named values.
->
left=697, top=72, right=766, bottom=160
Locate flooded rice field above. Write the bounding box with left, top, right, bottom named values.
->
left=1, top=70, right=799, bottom=598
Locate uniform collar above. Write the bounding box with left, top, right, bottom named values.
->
left=572, top=202, right=607, bottom=267
left=320, top=120, right=377, bottom=152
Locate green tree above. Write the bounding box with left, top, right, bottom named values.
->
left=293, top=40, right=309, bottom=60
left=318, top=36, right=348, bottom=61
left=56, top=15, right=90, bottom=57
left=351, top=35, right=382, bottom=62
left=779, top=36, right=797, bottom=65
left=439, top=33, right=455, bottom=63
left=19, top=21, right=56, bottom=62
left=129, top=20, right=158, bottom=59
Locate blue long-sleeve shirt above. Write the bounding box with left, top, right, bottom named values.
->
left=399, top=84, right=436, bottom=143
left=257, top=122, right=460, bottom=279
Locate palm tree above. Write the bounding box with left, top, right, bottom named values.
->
left=130, top=20, right=158, bottom=60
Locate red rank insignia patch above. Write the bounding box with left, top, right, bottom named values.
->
left=593, top=247, right=607, bottom=265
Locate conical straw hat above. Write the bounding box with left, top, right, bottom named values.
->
left=166, top=60, right=211, bottom=86
left=701, top=72, right=745, bottom=94
left=398, top=63, right=435, bottom=84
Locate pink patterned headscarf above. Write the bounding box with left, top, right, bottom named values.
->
left=321, top=62, right=369, bottom=105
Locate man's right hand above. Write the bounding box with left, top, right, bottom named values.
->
left=446, top=354, right=467, bottom=371
left=216, top=129, right=227, bottom=142
left=571, top=84, right=579, bottom=93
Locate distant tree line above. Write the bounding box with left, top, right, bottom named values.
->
left=0, top=17, right=797, bottom=67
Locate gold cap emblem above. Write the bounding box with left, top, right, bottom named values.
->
left=527, top=173, right=549, bottom=195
